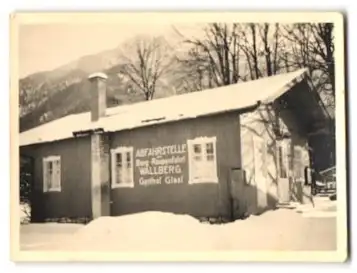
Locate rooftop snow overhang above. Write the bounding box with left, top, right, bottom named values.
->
left=92, top=101, right=262, bottom=134
left=19, top=69, right=312, bottom=147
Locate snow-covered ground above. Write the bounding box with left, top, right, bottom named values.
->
left=20, top=223, right=83, bottom=251
left=284, top=196, right=337, bottom=218
left=20, top=196, right=337, bottom=252
left=297, top=197, right=337, bottom=218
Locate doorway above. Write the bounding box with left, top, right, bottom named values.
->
left=277, top=139, right=291, bottom=204
left=253, top=136, right=268, bottom=210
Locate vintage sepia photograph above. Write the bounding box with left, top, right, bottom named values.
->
left=10, top=12, right=347, bottom=262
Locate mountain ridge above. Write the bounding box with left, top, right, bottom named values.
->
left=19, top=43, right=178, bottom=133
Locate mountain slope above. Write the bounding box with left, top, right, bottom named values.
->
left=19, top=48, right=178, bottom=132
left=19, top=45, right=124, bottom=118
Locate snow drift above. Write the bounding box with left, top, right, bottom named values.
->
left=41, top=212, right=217, bottom=252
left=30, top=207, right=336, bottom=252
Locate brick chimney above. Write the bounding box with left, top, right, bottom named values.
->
left=88, top=72, right=108, bottom=122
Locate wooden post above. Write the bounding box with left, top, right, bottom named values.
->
left=91, top=133, right=101, bottom=219
left=88, top=72, right=110, bottom=219
left=91, top=133, right=110, bottom=219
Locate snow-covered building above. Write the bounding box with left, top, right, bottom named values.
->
left=20, top=69, right=331, bottom=223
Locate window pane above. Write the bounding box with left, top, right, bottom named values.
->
left=202, top=161, right=212, bottom=178
left=45, top=162, right=52, bottom=189
left=194, top=155, right=202, bottom=161
left=194, top=144, right=202, bottom=154
left=205, top=142, right=214, bottom=161
left=126, top=152, right=132, bottom=168
left=116, top=167, right=122, bottom=184
left=48, top=161, right=53, bottom=174
left=52, top=173, right=58, bottom=189
left=53, top=160, right=60, bottom=188
left=192, top=144, right=202, bottom=162
left=47, top=162, right=53, bottom=188
left=193, top=162, right=204, bottom=179
left=193, top=158, right=201, bottom=175
left=116, top=153, right=122, bottom=167
left=124, top=169, right=131, bottom=184
left=206, top=143, right=214, bottom=154
left=55, top=160, right=60, bottom=174
left=195, top=161, right=216, bottom=181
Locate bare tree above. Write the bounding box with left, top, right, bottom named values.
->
left=281, top=23, right=335, bottom=109
left=176, top=23, right=284, bottom=91
left=171, top=46, right=213, bottom=93
left=174, top=23, right=242, bottom=92
left=259, top=23, right=282, bottom=76
left=175, top=22, right=334, bottom=113
left=236, top=23, right=284, bottom=80
left=118, top=35, right=174, bottom=100
left=237, top=23, right=260, bottom=80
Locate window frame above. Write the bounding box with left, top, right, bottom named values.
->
left=187, top=136, right=218, bottom=185
left=111, top=146, right=134, bottom=189
left=43, top=155, right=61, bottom=192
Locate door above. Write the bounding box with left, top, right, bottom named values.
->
left=291, top=146, right=305, bottom=202
left=277, top=139, right=291, bottom=204
left=230, top=168, right=247, bottom=220
left=253, top=136, right=268, bottom=210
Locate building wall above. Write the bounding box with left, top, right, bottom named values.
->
left=279, top=103, right=311, bottom=203
left=109, top=112, right=242, bottom=219
left=240, top=101, right=310, bottom=215
left=20, top=136, right=92, bottom=221
left=19, top=103, right=311, bottom=222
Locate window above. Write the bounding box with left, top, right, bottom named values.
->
left=43, top=156, right=61, bottom=192
left=187, top=137, right=218, bottom=184
left=111, top=146, right=134, bottom=188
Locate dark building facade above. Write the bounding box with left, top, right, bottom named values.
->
left=20, top=69, right=331, bottom=223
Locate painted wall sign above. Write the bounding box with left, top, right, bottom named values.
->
left=135, top=144, right=187, bottom=186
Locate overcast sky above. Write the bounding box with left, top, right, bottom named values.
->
left=18, top=23, right=202, bottom=78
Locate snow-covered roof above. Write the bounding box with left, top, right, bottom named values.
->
left=20, top=68, right=308, bottom=147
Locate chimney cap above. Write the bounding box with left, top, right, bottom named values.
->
left=88, top=72, right=108, bottom=80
